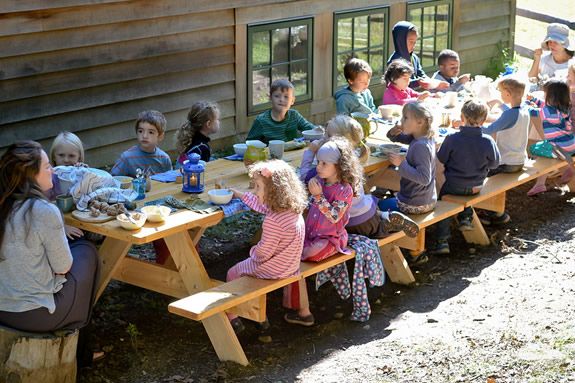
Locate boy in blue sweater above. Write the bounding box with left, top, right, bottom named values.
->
left=433, top=99, right=501, bottom=255
left=334, top=58, right=377, bottom=115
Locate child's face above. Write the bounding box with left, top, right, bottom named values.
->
left=497, top=86, right=513, bottom=104
left=36, top=150, right=54, bottom=192
left=407, top=31, right=418, bottom=53
left=205, top=111, right=221, bottom=135
left=253, top=175, right=267, bottom=205
left=348, top=71, right=371, bottom=93
left=316, top=160, right=338, bottom=183
left=53, top=143, right=81, bottom=166
left=137, top=122, right=163, bottom=152
left=401, top=112, right=424, bottom=136
left=270, top=88, right=295, bottom=114
left=439, top=58, right=460, bottom=78
left=393, top=73, right=411, bottom=91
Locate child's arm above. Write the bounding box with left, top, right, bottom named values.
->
left=365, top=89, right=378, bottom=113
left=486, top=137, right=501, bottom=169
left=309, top=179, right=351, bottom=224
left=397, top=144, right=433, bottom=186
left=436, top=135, right=452, bottom=164
left=237, top=191, right=270, bottom=215
left=295, top=111, right=317, bottom=132
left=299, top=148, right=317, bottom=183
left=482, top=106, right=516, bottom=135
left=246, top=118, right=264, bottom=141
left=110, top=153, right=127, bottom=176
left=387, top=124, right=415, bottom=145
left=249, top=219, right=281, bottom=263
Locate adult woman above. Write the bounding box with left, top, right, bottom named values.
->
left=0, top=141, right=100, bottom=364
left=528, top=23, right=574, bottom=79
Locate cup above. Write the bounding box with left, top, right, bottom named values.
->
left=132, top=178, right=146, bottom=200
left=444, top=91, right=458, bottom=108
left=268, top=140, right=285, bottom=160
left=379, top=105, right=396, bottom=119
left=56, top=194, right=75, bottom=213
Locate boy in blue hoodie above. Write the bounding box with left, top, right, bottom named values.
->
left=388, top=21, right=449, bottom=91
left=432, top=99, right=501, bottom=255
left=334, top=58, right=378, bottom=115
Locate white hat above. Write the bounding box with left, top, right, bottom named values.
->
left=541, top=23, right=574, bottom=51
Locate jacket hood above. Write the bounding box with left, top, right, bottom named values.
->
left=334, top=86, right=355, bottom=98
left=392, top=21, right=417, bottom=61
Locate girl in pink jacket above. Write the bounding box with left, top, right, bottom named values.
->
left=383, top=59, right=430, bottom=106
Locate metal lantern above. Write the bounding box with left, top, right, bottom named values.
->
left=182, top=153, right=205, bottom=193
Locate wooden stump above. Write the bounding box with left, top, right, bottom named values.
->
left=0, top=326, right=78, bottom=383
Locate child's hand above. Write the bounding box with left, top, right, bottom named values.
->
left=533, top=48, right=543, bottom=59
left=451, top=119, right=462, bottom=128
left=417, top=91, right=431, bottom=101
left=435, top=81, right=450, bottom=90
left=458, top=74, right=471, bottom=84
left=388, top=153, right=405, bottom=166
left=74, top=162, right=89, bottom=168
left=308, top=178, right=322, bottom=196
left=65, top=225, right=84, bottom=240
left=418, top=78, right=433, bottom=89
left=308, top=139, right=325, bottom=153
left=388, top=123, right=403, bottom=136
left=230, top=188, right=244, bottom=199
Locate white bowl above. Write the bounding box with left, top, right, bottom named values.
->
left=302, top=130, right=324, bottom=141
left=208, top=189, right=233, bottom=205
left=378, top=104, right=402, bottom=119
left=141, top=205, right=171, bottom=223
left=113, top=176, right=133, bottom=189
left=116, top=212, right=147, bottom=230
left=233, top=143, right=248, bottom=156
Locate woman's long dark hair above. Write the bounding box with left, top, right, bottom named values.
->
left=0, top=141, right=46, bottom=251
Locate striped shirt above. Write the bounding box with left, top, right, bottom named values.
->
left=111, top=145, right=172, bottom=177
left=247, top=109, right=316, bottom=144
left=232, top=193, right=305, bottom=279
left=530, top=99, right=575, bottom=155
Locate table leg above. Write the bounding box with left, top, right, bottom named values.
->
left=95, top=237, right=132, bottom=301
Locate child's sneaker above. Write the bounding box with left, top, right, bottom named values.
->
left=407, top=252, right=429, bottom=265
left=230, top=318, right=245, bottom=334
left=387, top=211, right=420, bottom=238
left=284, top=312, right=315, bottom=327
left=430, top=240, right=450, bottom=255
left=457, top=217, right=474, bottom=231
left=479, top=211, right=510, bottom=226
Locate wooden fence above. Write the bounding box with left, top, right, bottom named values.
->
left=514, top=7, right=575, bottom=58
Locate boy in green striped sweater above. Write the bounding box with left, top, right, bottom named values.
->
left=247, top=79, right=316, bottom=144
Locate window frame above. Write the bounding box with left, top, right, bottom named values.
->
left=247, top=17, right=314, bottom=115
left=332, top=6, right=390, bottom=94
left=406, top=0, right=453, bottom=72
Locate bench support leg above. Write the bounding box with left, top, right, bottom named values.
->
left=380, top=244, right=415, bottom=285
left=202, top=313, right=249, bottom=366
left=393, top=230, right=426, bottom=252
left=475, top=192, right=506, bottom=214
left=460, top=210, right=491, bottom=246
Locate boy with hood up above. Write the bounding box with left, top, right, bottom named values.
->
left=387, top=21, right=449, bottom=91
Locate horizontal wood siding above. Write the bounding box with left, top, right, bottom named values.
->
left=0, top=4, right=238, bottom=167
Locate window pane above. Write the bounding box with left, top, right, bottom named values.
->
left=291, top=61, right=308, bottom=97
left=369, top=49, right=384, bottom=79
left=252, top=69, right=270, bottom=106
left=408, top=8, right=422, bottom=28
left=355, top=50, right=369, bottom=64
left=436, top=4, right=450, bottom=34
left=369, top=14, right=385, bottom=47
left=422, top=6, right=436, bottom=37
left=421, top=37, right=435, bottom=68
left=354, top=15, right=369, bottom=50
left=436, top=34, right=448, bottom=52
left=337, top=53, right=351, bottom=88
left=272, top=64, right=289, bottom=83
left=291, top=25, right=309, bottom=61
left=337, top=17, right=353, bottom=52
left=272, top=28, right=289, bottom=64
left=252, top=31, right=270, bottom=67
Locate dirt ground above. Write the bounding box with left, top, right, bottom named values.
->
left=79, top=182, right=575, bottom=383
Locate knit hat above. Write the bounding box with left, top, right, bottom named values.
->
left=541, top=23, right=574, bottom=51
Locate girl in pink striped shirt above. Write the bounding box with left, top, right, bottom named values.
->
left=228, top=160, right=308, bottom=331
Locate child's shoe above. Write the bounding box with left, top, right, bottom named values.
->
left=479, top=211, right=510, bottom=226
left=527, top=183, right=546, bottom=196
left=430, top=240, right=450, bottom=255
left=457, top=217, right=474, bottom=231
left=284, top=312, right=315, bottom=327
left=387, top=211, right=420, bottom=238
left=406, top=252, right=429, bottom=265
left=230, top=318, right=245, bottom=334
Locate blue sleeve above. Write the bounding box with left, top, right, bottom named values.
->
left=486, top=136, right=501, bottom=169
left=436, top=135, right=452, bottom=164
left=398, top=143, right=433, bottom=185
left=111, top=152, right=127, bottom=176
left=482, top=107, right=518, bottom=135
left=365, top=89, right=377, bottom=112
left=335, top=94, right=354, bottom=115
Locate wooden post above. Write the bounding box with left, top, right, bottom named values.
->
left=0, top=327, right=78, bottom=383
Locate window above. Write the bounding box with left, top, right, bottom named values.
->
left=247, top=18, right=313, bottom=114
left=407, top=0, right=452, bottom=71
left=333, top=7, right=389, bottom=92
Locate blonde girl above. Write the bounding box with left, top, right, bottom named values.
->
left=50, top=131, right=85, bottom=167
left=380, top=102, right=437, bottom=214
left=176, top=101, right=220, bottom=164
left=228, top=160, right=308, bottom=331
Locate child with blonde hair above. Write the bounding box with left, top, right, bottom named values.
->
left=176, top=101, right=220, bottom=164
left=301, top=115, right=419, bottom=238
left=380, top=102, right=437, bottom=216
left=228, top=160, right=308, bottom=331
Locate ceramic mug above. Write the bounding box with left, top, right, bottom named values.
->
left=268, top=140, right=285, bottom=160
left=444, top=91, right=458, bottom=108
left=56, top=194, right=75, bottom=213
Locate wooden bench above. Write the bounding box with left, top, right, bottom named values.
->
left=443, top=157, right=567, bottom=245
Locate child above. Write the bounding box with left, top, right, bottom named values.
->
left=479, top=77, right=530, bottom=225
left=431, top=49, right=471, bottom=93
left=379, top=102, right=437, bottom=216
left=433, top=99, right=501, bottom=255
left=228, top=160, right=308, bottom=330
left=300, top=115, right=419, bottom=238
left=528, top=23, right=574, bottom=79
left=246, top=79, right=316, bottom=144
left=387, top=21, right=449, bottom=90
left=383, top=59, right=430, bottom=105
left=334, top=58, right=378, bottom=115
left=111, top=110, right=172, bottom=177
left=176, top=101, right=220, bottom=164
left=568, top=63, right=575, bottom=123
left=527, top=80, right=575, bottom=196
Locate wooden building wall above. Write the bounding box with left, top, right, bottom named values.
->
left=0, top=0, right=516, bottom=168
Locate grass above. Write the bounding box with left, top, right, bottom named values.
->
left=516, top=0, right=575, bottom=19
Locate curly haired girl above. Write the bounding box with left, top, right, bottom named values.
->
left=176, top=101, right=220, bottom=164
left=227, top=160, right=308, bottom=331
